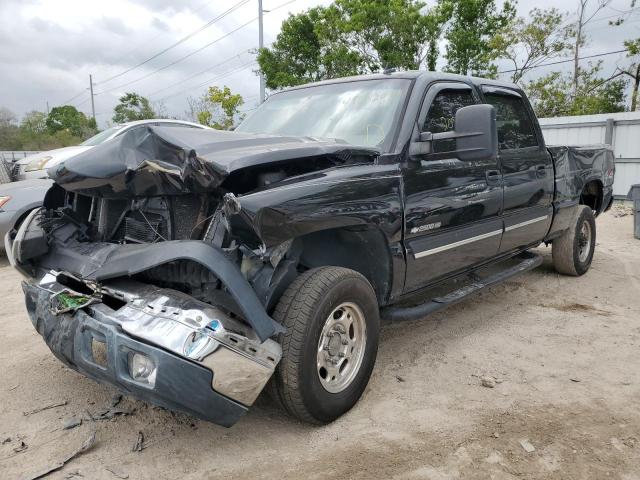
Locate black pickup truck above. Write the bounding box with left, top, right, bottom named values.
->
left=7, top=71, right=614, bottom=427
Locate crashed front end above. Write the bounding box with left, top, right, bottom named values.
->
left=9, top=200, right=283, bottom=426
left=8, top=127, right=379, bottom=426
left=6, top=126, right=381, bottom=427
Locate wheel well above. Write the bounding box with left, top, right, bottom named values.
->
left=580, top=180, right=603, bottom=214
left=294, top=227, right=392, bottom=305
left=14, top=208, right=37, bottom=231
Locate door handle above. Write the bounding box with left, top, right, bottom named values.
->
left=536, top=165, right=547, bottom=177
left=485, top=170, right=501, bottom=185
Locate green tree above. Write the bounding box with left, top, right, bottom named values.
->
left=46, top=105, right=93, bottom=137
left=112, top=92, right=156, bottom=123
left=525, top=63, right=627, bottom=117
left=21, top=111, right=47, bottom=135
left=193, top=86, right=244, bottom=130
left=320, top=0, right=441, bottom=71
left=569, top=0, right=612, bottom=96
left=620, top=38, right=640, bottom=111
left=257, top=0, right=443, bottom=90
left=0, top=108, right=20, bottom=150
left=0, top=107, right=17, bottom=128
left=490, top=8, right=571, bottom=83
left=258, top=8, right=335, bottom=89
left=439, top=0, right=516, bottom=77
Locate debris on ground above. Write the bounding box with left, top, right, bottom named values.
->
left=24, top=429, right=96, bottom=480
left=611, top=205, right=633, bottom=217
left=63, top=417, right=82, bottom=430
left=13, top=440, right=28, bottom=453
left=105, top=466, right=129, bottom=479
left=2, top=436, right=11, bottom=444
left=23, top=400, right=68, bottom=416
left=89, top=407, right=132, bottom=421
left=395, top=375, right=406, bottom=383
left=110, top=394, right=123, bottom=408
left=132, top=431, right=145, bottom=452
left=570, top=378, right=581, bottom=383
left=480, top=376, right=496, bottom=388
left=64, top=470, right=83, bottom=479
left=611, top=437, right=625, bottom=451
left=519, top=439, right=536, bottom=453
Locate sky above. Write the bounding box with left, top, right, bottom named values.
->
left=0, top=0, right=638, bottom=128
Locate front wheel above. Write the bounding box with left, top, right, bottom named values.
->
left=552, top=205, right=596, bottom=276
left=271, top=266, right=379, bottom=424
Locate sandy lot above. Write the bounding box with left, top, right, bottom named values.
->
left=1, top=211, right=639, bottom=479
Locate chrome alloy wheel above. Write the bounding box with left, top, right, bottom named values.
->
left=577, top=219, right=592, bottom=263
left=317, top=302, right=367, bottom=393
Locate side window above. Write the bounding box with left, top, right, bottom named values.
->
left=484, top=93, right=538, bottom=150
left=422, top=89, right=475, bottom=153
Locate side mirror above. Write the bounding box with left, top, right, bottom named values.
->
left=454, top=104, right=498, bottom=162
left=409, top=104, right=498, bottom=161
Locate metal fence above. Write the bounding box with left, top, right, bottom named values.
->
left=0, top=151, right=40, bottom=162
left=0, top=151, right=40, bottom=183
left=539, top=111, right=640, bottom=198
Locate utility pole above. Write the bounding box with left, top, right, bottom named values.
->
left=258, top=0, right=265, bottom=103
left=46, top=101, right=50, bottom=115
left=89, top=74, right=96, bottom=122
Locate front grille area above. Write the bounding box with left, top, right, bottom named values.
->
left=124, top=215, right=162, bottom=243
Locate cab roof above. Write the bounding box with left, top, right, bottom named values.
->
left=278, top=70, right=521, bottom=93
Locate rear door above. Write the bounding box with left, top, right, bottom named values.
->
left=481, top=87, right=554, bottom=252
left=403, top=82, right=504, bottom=293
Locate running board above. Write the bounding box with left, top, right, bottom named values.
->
left=381, top=251, right=543, bottom=323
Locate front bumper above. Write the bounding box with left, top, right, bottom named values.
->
left=22, top=277, right=282, bottom=427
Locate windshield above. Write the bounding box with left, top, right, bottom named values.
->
left=236, top=79, right=410, bottom=152
left=81, top=126, right=123, bottom=146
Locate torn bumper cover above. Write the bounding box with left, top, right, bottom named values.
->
left=9, top=215, right=284, bottom=428
left=22, top=276, right=281, bottom=427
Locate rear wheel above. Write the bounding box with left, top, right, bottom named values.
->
left=552, top=205, right=596, bottom=276
left=271, top=266, right=379, bottom=424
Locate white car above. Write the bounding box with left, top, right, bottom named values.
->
left=15, top=119, right=209, bottom=181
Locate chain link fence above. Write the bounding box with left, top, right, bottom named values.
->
left=0, top=151, right=41, bottom=184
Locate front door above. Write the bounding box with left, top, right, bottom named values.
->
left=481, top=87, right=554, bottom=252
left=403, top=82, right=504, bottom=294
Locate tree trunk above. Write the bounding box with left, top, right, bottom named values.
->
left=632, top=67, right=640, bottom=111
left=572, top=1, right=587, bottom=97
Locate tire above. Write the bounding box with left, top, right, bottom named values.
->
left=552, top=205, right=596, bottom=276
left=271, top=266, right=380, bottom=424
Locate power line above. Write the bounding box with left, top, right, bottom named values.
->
left=59, top=89, right=88, bottom=106
left=96, top=0, right=297, bottom=97
left=95, top=17, right=257, bottom=95
left=98, top=0, right=250, bottom=85
left=155, top=60, right=257, bottom=102
left=108, top=0, right=219, bottom=67
left=498, top=48, right=629, bottom=74
left=145, top=49, right=251, bottom=97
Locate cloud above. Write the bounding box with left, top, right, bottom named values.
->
left=0, top=0, right=636, bottom=127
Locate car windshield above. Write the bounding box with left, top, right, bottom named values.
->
left=81, top=126, right=123, bottom=146
left=236, top=79, right=411, bottom=152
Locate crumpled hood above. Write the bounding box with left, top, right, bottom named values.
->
left=50, top=126, right=379, bottom=197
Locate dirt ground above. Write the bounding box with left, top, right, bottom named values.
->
left=1, top=211, right=639, bottom=480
